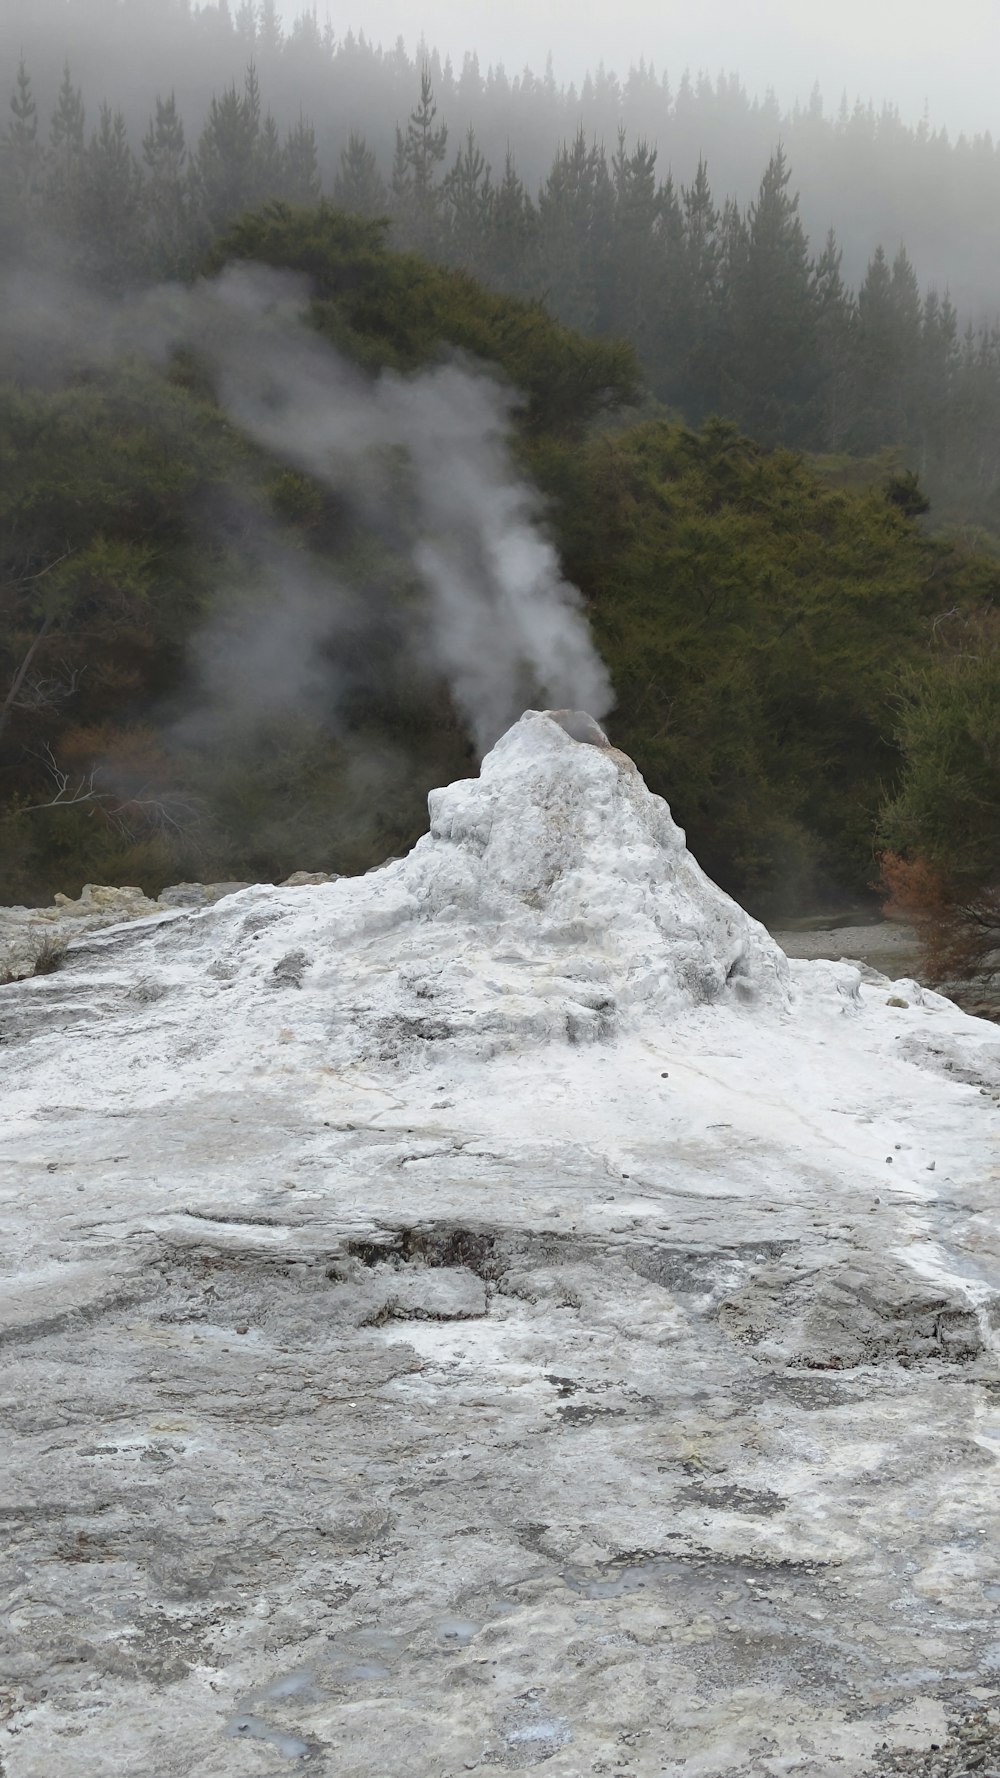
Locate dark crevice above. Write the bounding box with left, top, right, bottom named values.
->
left=359, top=1300, right=487, bottom=1327
left=346, top=1225, right=504, bottom=1281
left=181, top=1209, right=289, bottom=1228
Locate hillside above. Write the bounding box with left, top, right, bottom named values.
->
left=6, top=37, right=1000, bottom=532
left=1, top=209, right=996, bottom=932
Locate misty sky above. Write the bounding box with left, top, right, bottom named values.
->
left=295, top=0, right=997, bottom=137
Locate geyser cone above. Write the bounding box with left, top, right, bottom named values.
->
left=400, top=710, right=789, bottom=1039
left=541, top=709, right=612, bottom=747
left=0, top=713, right=792, bottom=1085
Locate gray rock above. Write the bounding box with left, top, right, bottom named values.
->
left=281, top=870, right=340, bottom=887
left=156, top=881, right=254, bottom=908
left=0, top=880, right=256, bottom=983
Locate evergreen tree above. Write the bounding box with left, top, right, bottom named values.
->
left=681, top=156, right=719, bottom=297
left=333, top=131, right=387, bottom=217
left=537, top=129, right=611, bottom=333
left=887, top=245, right=924, bottom=442
left=46, top=64, right=86, bottom=233
left=393, top=68, right=447, bottom=254
left=666, top=157, right=722, bottom=416
left=852, top=244, right=901, bottom=450
left=811, top=228, right=854, bottom=448
left=722, top=146, right=818, bottom=445
left=234, top=0, right=258, bottom=59
left=280, top=116, right=321, bottom=206
left=644, top=171, right=686, bottom=397
left=951, top=324, right=1000, bottom=518
left=3, top=58, right=43, bottom=217
left=257, top=0, right=283, bottom=59
left=142, top=93, right=193, bottom=277
left=443, top=127, right=491, bottom=272
left=79, top=103, right=143, bottom=288
left=287, top=8, right=325, bottom=68
left=718, top=196, right=750, bottom=307
left=255, top=109, right=282, bottom=199
left=244, top=60, right=262, bottom=137
left=916, top=289, right=959, bottom=480
left=484, top=149, right=536, bottom=295
left=606, top=131, right=662, bottom=350
left=195, top=66, right=260, bottom=231
left=389, top=124, right=411, bottom=219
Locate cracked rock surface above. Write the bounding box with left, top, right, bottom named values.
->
left=3, top=711, right=1000, bottom=1776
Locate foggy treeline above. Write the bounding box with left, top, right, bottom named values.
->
left=1, top=2, right=998, bottom=967
left=3, top=194, right=996, bottom=931
left=4, top=1, right=1000, bottom=529
left=5, top=0, right=1000, bottom=308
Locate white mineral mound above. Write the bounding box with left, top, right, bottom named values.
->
left=4, top=703, right=996, bottom=1125
left=409, top=708, right=788, bottom=1018
left=76, top=711, right=786, bottom=1066
left=309, top=704, right=789, bottom=1056
left=6, top=710, right=791, bottom=1101
left=5, top=710, right=1000, bottom=1778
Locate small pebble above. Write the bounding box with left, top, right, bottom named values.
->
left=236, top=1324, right=249, bottom=1335
left=886, top=1156, right=893, bottom=1164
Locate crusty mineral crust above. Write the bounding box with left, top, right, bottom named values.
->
left=2, top=712, right=999, bottom=1777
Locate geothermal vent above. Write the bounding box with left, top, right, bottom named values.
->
left=2, top=711, right=789, bottom=1081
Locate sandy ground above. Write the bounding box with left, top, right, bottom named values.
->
left=771, top=919, right=923, bottom=981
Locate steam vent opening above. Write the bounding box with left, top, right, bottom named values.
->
left=542, top=708, right=611, bottom=747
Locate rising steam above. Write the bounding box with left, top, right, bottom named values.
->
left=137, top=265, right=613, bottom=752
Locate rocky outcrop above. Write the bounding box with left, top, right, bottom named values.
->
left=0, top=873, right=339, bottom=982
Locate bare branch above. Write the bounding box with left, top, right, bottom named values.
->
left=12, top=547, right=76, bottom=589
left=930, top=606, right=959, bottom=636
left=0, top=612, right=55, bottom=744
left=0, top=549, right=78, bottom=743
left=22, top=743, right=103, bottom=813
left=9, top=661, right=87, bottom=712
left=21, top=743, right=199, bottom=843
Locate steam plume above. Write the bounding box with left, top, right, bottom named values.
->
left=138, top=265, right=613, bottom=751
